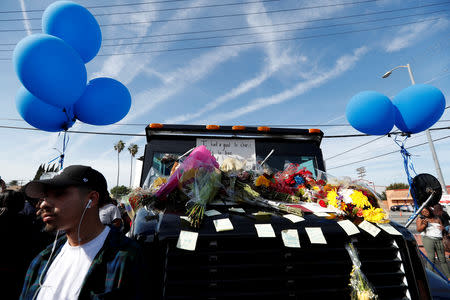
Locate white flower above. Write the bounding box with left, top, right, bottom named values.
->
left=340, top=189, right=355, bottom=204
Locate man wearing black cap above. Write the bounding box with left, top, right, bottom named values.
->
left=20, top=165, right=147, bottom=300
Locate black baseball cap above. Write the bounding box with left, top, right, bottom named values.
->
left=24, top=165, right=109, bottom=199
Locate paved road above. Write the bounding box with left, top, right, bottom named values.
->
left=388, top=211, right=419, bottom=234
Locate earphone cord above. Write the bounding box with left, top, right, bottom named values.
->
left=32, top=230, right=60, bottom=300
left=77, top=202, right=91, bottom=244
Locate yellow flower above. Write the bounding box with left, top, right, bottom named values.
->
left=255, top=175, right=271, bottom=187
left=313, top=186, right=320, bottom=191
left=350, top=190, right=372, bottom=208
left=362, top=207, right=386, bottom=223
left=327, top=190, right=339, bottom=208
left=153, top=177, right=167, bottom=188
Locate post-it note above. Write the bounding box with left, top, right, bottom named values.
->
left=176, top=230, right=198, bottom=251
left=305, top=227, right=327, bottom=244
left=204, top=209, right=221, bottom=217
left=213, top=218, right=234, bottom=232
left=314, top=212, right=330, bottom=217
left=281, top=229, right=301, bottom=248
left=337, top=220, right=360, bottom=236
left=255, top=224, right=276, bottom=238
left=283, top=214, right=305, bottom=223
left=377, top=223, right=402, bottom=236
left=229, top=207, right=246, bottom=213
left=358, top=220, right=381, bottom=237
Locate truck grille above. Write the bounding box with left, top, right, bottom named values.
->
left=161, top=234, right=409, bottom=300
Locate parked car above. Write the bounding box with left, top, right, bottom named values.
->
left=400, top=205, right=414, bottom=212
left=390, top=205, right=402, bottom=211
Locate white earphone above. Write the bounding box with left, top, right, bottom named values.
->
left=86, top=199, right=92, bottom=208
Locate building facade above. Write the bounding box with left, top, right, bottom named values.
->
left=386, top=186, right=450, bottom=208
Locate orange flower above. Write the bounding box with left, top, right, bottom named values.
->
left=255, top=175, right=271, bottom=187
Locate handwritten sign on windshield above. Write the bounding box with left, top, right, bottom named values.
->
left=196, top=138, right=256, bottom=168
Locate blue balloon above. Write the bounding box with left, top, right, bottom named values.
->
left=16, top=86, right=75, bottom=132
left=393, top=84, right=445, bottom=134
left=346, top=91, right=395, bottom=135
left=13, top=34, right=87, bottom=109
left=74, top=78, right=131, bottom=125
left=42, top=1, right=102, bottom=63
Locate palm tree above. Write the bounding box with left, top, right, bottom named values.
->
left=114, top=140, right=125, bottom=187
left=128, top=144, right=139, bottom=187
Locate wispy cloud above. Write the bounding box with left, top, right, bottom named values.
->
left=19, top=0, right=32, bottom=35
left=201, top=46, right=368, bottom=122
left=164, top=0, right=303, bottom=124
left=164, top=0, right=349, bottom=124
left=125, top=43, right=247, bottom=122
left=385, top=18, right=449, bottom=53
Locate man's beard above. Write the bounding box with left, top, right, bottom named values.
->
left=43, top=223, right=58, bottom=232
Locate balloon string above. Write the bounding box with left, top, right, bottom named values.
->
left=395, top=136, right=419, bottom=208
left=59, top=131, right=69, bottom=170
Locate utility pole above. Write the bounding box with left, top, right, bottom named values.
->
left=382, top=64, right=447, bottom=194
left=356, top=166, right=366, bottom=179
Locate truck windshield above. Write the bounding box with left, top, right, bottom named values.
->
left=143, top=151, right=318, bottom=188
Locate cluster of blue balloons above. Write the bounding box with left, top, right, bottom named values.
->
left=346, top=84, right=446, bottom=135
left=13, top=1, right=131, bottom=132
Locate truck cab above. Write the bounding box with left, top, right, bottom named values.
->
left=133, top=124, right=432, bottom=300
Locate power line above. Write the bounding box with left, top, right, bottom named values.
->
left=0, top=1, right=448, bottom=32
left=2, top=118, right=450, bottom=127
left=0, top=125, right=146, bottom=136
left=0, top=0, right=281, bottom=21
left=327, top=134, right=450, bottom=170
left=325, top=135, right=386, bottom=160
left=91, top=18, right=447, bottom=57
left=98, top=14, right=448, bottom=48
left=0, top=0, right=251, bottom=14
left=0, top=124, right=448, bottom=137
left=102, top=6, right=450, bottom=41
left=1, top=7, right=447, bottom=47
left=0, top=12, right=446, bottom=51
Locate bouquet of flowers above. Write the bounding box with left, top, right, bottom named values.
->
left=183, top=166, right=222, bottom=228
left=345, top=243, right=378, bottom=300
left=234, top=180, right=304, bottom=217
left=324, top=179, right=387, bottom=223
left=155, top=145, right=219, bottom=199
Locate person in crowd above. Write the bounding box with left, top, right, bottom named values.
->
left=433, top=203, right=450, bottom=233
left=118, top=201, right=132, bottom=234
left=99, top=196, right=123, bottom=229
left=20, top=165, right=147, bottom=299
left=0, top=190, right=37, bottom=299
left=416, top=206, right=450, bottom=279
left=0, top=176, right=6, bottom=192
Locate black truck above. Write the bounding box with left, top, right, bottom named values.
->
left=132, top=124, right=432, bottom=300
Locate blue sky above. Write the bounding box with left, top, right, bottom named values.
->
left=0, top=0, right=449, bottom=192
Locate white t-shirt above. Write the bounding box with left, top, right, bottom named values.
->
left=37, top=226, right=110, bottom=300
left=99, top=203, right=122, bottom=225
left=425, top=222, right=443, bottom=239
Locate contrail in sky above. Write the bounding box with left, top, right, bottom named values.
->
left=19, top=0, right=32, bottom=35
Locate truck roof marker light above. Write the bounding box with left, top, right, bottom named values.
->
left=206, top=125, right=220, bottom=130
left=232, top=125, right=246, bottom=131
left=149, top=123, right=164, bottom=129
left=257, top=126, right=270, bottom=132
left=309, top=128, right=321, bottom=134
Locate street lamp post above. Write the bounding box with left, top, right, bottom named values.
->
left=382, top=64, right=448, bottom=194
